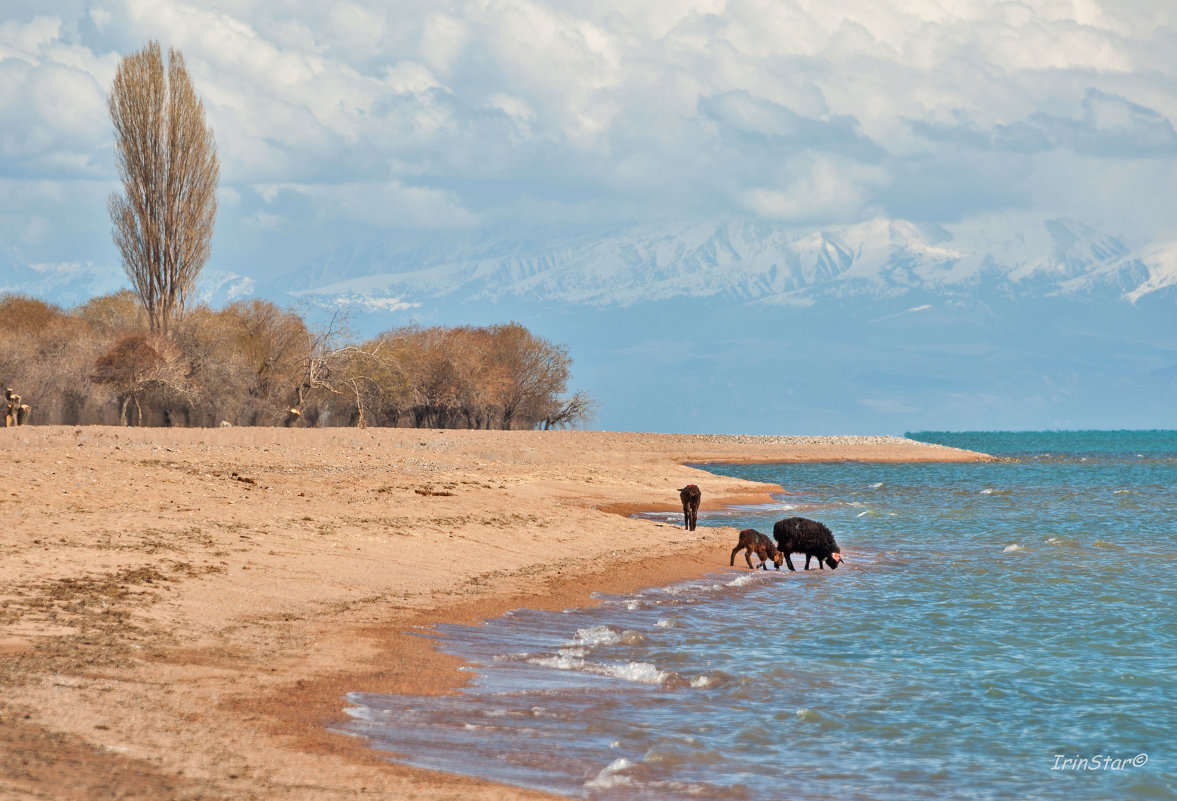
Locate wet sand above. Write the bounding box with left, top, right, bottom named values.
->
left=0, top=426, right=989, bottom=799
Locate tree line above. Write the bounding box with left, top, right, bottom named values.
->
left=0, top=291, right=593, bottom=430
left=4, top=43, right=595, bottom=430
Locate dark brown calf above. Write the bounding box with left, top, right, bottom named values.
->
left=730, top=528, right=783, bottom=570
left=678, top=484, right=701, bottom=530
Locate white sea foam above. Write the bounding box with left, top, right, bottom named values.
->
left=869, top=482, right=884, bottom=488
left=1003, top=544, right=1023, bottom=552
left=691, top=675, right=716, bottom=689
left=342, top=705, right=375, bottom=722
left=980, top=488, right=995, bottom=494
left=532, top=654, right=589, bottom=671
left=618, top=630, right=647, bottom=645
left=712, top=501, right=800, bottom=516
left=600, top=661, right=669, bottom=684
left=658, top=580, right=705, bottom=596
left=586, top=758, right=636, bottom=789
left=656, top=618, right=676, bottom=628
left=492, top=652, right=533, bottom=663
left=571, top=625, right=621, bottom=648
left=529, top=654, right=671, bottom=685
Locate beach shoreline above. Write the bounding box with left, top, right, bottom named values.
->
left=0, top=427, right=989, bottom=800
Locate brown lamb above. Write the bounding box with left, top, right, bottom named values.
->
left=730, top=528, right=784, bottom=570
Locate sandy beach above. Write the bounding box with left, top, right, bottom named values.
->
left=0, top=426, right=989, bottom=800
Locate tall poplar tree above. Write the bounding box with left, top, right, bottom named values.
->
left=108, top=41, right=219, bottom=336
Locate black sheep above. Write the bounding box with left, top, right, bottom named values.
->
left=772, top=517, right=844, bottom=571
left=678, top=484, right=701, bottom=531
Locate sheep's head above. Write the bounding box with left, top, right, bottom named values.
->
left=824, top=552, right=842, bottom=570
left=771, top=550, right=784, bottom=569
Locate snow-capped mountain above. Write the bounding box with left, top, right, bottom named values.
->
left=6, top=217, right=1174, bottom=315
left=281, top=217, right=1177, bottom=312
left=0, top=261, right=258, bottom=310
left=0, top=260, right=126, bottom=307
left=196, top=270, right=257, bottom=306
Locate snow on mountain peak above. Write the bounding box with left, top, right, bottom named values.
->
left=6, top=217, right=1172, bottom=313
left=276, top=216, right=1171, bottom=309
left=1124, top=241, right=1177, bottom=303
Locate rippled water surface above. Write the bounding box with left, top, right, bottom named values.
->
left=341, top=431, right=1177, bottom=800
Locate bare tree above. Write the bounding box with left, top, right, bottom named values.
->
left=487, top=322, right=572, bottom=429
left=92, top=334, right=193, bottom=426
left=108, top=41, right=219, bottom=337
left=540, top=390, right=596, bottom=430
left=75, top=290, right=146, bottom=335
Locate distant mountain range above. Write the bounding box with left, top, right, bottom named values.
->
left=5, top=216, right=1175, bottom=313
left=0, top=261, right=255, bottom=311
left=274, top=217, right=1177, bottom=313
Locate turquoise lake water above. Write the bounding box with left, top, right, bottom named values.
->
left=341, top=431, right=1176, bottom=799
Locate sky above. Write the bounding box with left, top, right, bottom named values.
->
left=3, top=0, right=1177, bottom=275
left=1, top=2, right=1176, bottom=432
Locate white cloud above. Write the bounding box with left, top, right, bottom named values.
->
left=383, top=61, right=443, bottom=95
left=0, top=16, right=62, bottom=60
left=2, top=0, right=1176, bottom=275
left=420, top=13, right=468, bottom=76
left=244, top=210, right=286, bottom=232
left=88, top=8, right=112, bottom=29
left=257, top=180, right=478, bottom=228
left=744, top=158, right=887, bottom=223
left=327, top=1, right=386, bottom=54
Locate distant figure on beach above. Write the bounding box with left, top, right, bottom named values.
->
left=772, top=517, right=844, bottom=571
left=678, top=484, right=701, bottom=530
left=5, top=388, right=29, bottom=427
left=730, top=528, right=783, bottom=570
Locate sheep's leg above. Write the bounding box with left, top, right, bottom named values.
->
left=730, top=545, right=742, bottom=566
left=784, top=553, right=797, bottom=572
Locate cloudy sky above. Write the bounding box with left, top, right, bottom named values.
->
left=2, top=0, right=1176, bottom=284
